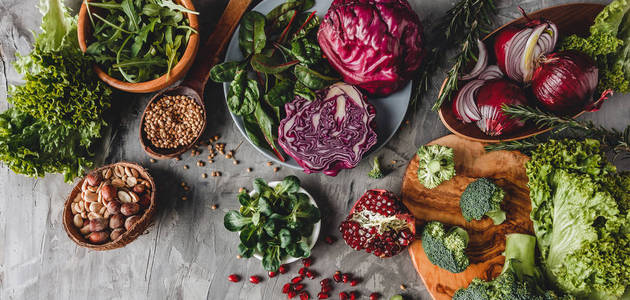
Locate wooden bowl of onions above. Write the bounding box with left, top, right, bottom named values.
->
left=62, top=162, right=156, bottom=250
left=438, top=3, right=605, bottom=143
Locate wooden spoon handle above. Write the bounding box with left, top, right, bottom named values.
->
left=183, top=0, right=253, bottom=94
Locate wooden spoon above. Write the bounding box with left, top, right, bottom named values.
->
left=140, top=0, right=253, bottom=159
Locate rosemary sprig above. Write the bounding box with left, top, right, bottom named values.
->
left=412, top=0, right=496, bottom=109
left=485, top=105, right=630, bottom=157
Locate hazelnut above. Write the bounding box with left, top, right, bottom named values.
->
left=133, top=184, right=146, bottom=194
left=101, top=184, right=116, bottom=201
left=125, top=215, right=141, bottom=230
left=86, top=172, right=102, bottom=186
left=73, top=214, right=84, bottom=228
left=88, top=231, right=109, bottom=244
left=106, top=200, right=121, bottom=214
left=110, top=228, right=125, bottom=240
left=79, top=224, right=91, bottom=235
left=109, top=214, right=125, bottom=229
left=89, top=218, right=107, bottom=232
left=120, top=202, right=140, bottom=216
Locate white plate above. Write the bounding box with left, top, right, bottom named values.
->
left=222, top=0, right=411, bottom=171
left=244, top=181, right=320, bottom=264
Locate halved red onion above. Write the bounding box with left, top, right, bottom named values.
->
left=452, top=80, right=483, bottom=123
left=475, top=79, right=527, bottom=136
left=459, top=39, right=488, bottom=81
left=478, top=65, right=504, bottom=80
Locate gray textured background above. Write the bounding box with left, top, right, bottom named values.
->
left=0, top=0, right=625, bottom=299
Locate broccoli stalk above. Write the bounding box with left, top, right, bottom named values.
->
left=453, top=233, right=574, bottom=300
left=421, top=221, right=470, bottom=273
left=368, top=156, right=384, bottom=179
left=460, top=178, right=507, bottom=225
left=417, top=145, right=456, bottom=189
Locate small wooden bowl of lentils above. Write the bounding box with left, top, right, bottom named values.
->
left=63, top=162, right=156, bottom=250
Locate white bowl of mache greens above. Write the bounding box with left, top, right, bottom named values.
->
left=225, top=176, right=321, bottom=268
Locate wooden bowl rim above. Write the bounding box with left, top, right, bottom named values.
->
left=138, top=87, right=207, bottom=159
left=437, top=3, right=602, bottom=143
left=77, top=0, right=200, bottom=93
left=62, top=162, right=157, bottom=250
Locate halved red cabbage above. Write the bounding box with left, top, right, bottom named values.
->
left=317, top=0, right=424, bottom=96
left=278, top=83, right=377, bottom=176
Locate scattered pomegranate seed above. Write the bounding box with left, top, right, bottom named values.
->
left=306, top=270, right=317, bottom=279
left=333, top=272, right=342, bottom=282
left=320, top=278, right=331, bottom=286
left=294, top=284, right=305, bottom=291
left=288, top=290, right=297, bottom=299
left=339, top=292, right=349, bottom=300
left=249, top=276, right=262, bottom=284
left=321, top=285, right=332, bottom=293
left=282, top=283, right=292, bottom=293
left=324, top=235, right=335, bottom=244
left=302, top=257, right=313, bottom=267
left=342, top=273, right=351, bottom=283
left=299, top=291, right=309, bottom=300
left=317, top=292, right=329, bottom=299
left=227, top=274, right=240, bottom=282
left=369, top=292, right=380, bottom=300
left=279, top=264, right=288, bottom=274
left=291, top=276, right=304, bottom=284
left=349, top=291, right=359, bottom=300
left=299, top=267, right=307, bottom=276
left=350, top=279, right=360, bottom=286
left=268, top=271, right=277, bottom=278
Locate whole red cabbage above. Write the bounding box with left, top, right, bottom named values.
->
left=278, top=83, right=377, bottom=176
left=317, top=0, right=424, bottom=96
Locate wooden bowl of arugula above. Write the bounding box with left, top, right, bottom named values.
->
left=77, top=0, right=199, bottom=93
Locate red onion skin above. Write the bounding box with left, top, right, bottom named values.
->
left=531, top=51, right=598, bottom=113
left=494, top=26, right=520, bottom=74
left=476, top=79, right=528, bottom=136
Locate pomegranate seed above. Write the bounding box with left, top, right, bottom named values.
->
left=299, top=291, right=309, bottom=300
left=321, top=285, right=332, bottom=293
left=294, top=284, right=305, bottom=291
left=306, top=270, right=316, bottom=279
left=279, top=265, right=288, bottom=274
left=291, top=276, right=304, bottom=284
left=339, top=292, right=349, bottom=300
left=342, top=273, right=351, bottom=283
left=320, top=278, right=331, bottom=286
left=333, top=272, right=342, bottom=282
left=227, top=274, right=240, bottom=282
left=288, top=290, right=297, bottom=299
left=268, top=271, right=277, bottom=278
left=282, top=283, right=292, bottom=294
left=369, top=292, right=380, bottom=300
left=350, top=279, right=360, bottom=286
left=302, top=257, right=313, bottom=267
left=317, top=292, right=329, bottom=299
left=325, top=235, right=335, bottom=244
left=249, top=276, right=261, bottom=284
left=299, top=267, right=307, bottom=276
left=349, top=291, right=359, bottom=300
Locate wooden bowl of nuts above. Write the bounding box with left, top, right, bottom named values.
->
left=63, top=162, right=156, bottom=250
left=139, top=87, right=207, bottom=159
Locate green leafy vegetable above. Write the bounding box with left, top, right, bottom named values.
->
left=210, top=61, right=243, bottom=82
left=459, top=178, right=506, bottom=225
left=526, top=139, right=630, bottom=299
left=239, top=11, right=267, bottom=56
left=416, top=144, right=456, bottom=189
left=227, top=71, right=258, bottom=115
left=2, top=0, right=113, bottom=182
left=85, top=0, right=198, bottom=82
left=294, top=64, right=339, bottom=90
left=367, top=156, right=384, bottom=179
left=224, top=176, right=320, bottom=272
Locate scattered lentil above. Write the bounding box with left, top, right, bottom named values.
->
left=197, top=160, right=205, bottom=167
left=202, top=173, right=207, bottom=178
left=181, top=196, right=188, bottom=201
left=273, top=167, right=279, bottom=172
left=143, top=95, right=203, bottom=149
left=211, top=204, right=218, bottom=210
left=233, top=160, right=239, bottom=165
left=246, top=168, right=252, bottom=172
left=400, top=284, right=407, bottom=290
left=184, top=165, right=189, bottom=169
left=149, top=158, right=156, bottom=163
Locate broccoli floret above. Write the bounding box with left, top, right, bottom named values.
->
left=368, top=156, right=384, bottom=179
left=453, top=234, right=576, bottom=300
left=417, top=145, right=455, bottom=189
left=422, top=221, right=470, bottom=273
left=459, top=178, right=506, bottom=225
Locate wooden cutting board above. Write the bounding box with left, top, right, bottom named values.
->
left=401, top=135, right=534, bottom=300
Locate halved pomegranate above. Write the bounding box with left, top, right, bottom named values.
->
left=339, top=189, right=416, bottom=257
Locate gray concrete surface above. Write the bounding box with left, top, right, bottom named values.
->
left=0, top=0, right=624, bottom=299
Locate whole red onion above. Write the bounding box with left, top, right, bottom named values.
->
left=531, top=51, right=598, bottom=113
left=476, top=79, right=528, bottom=136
